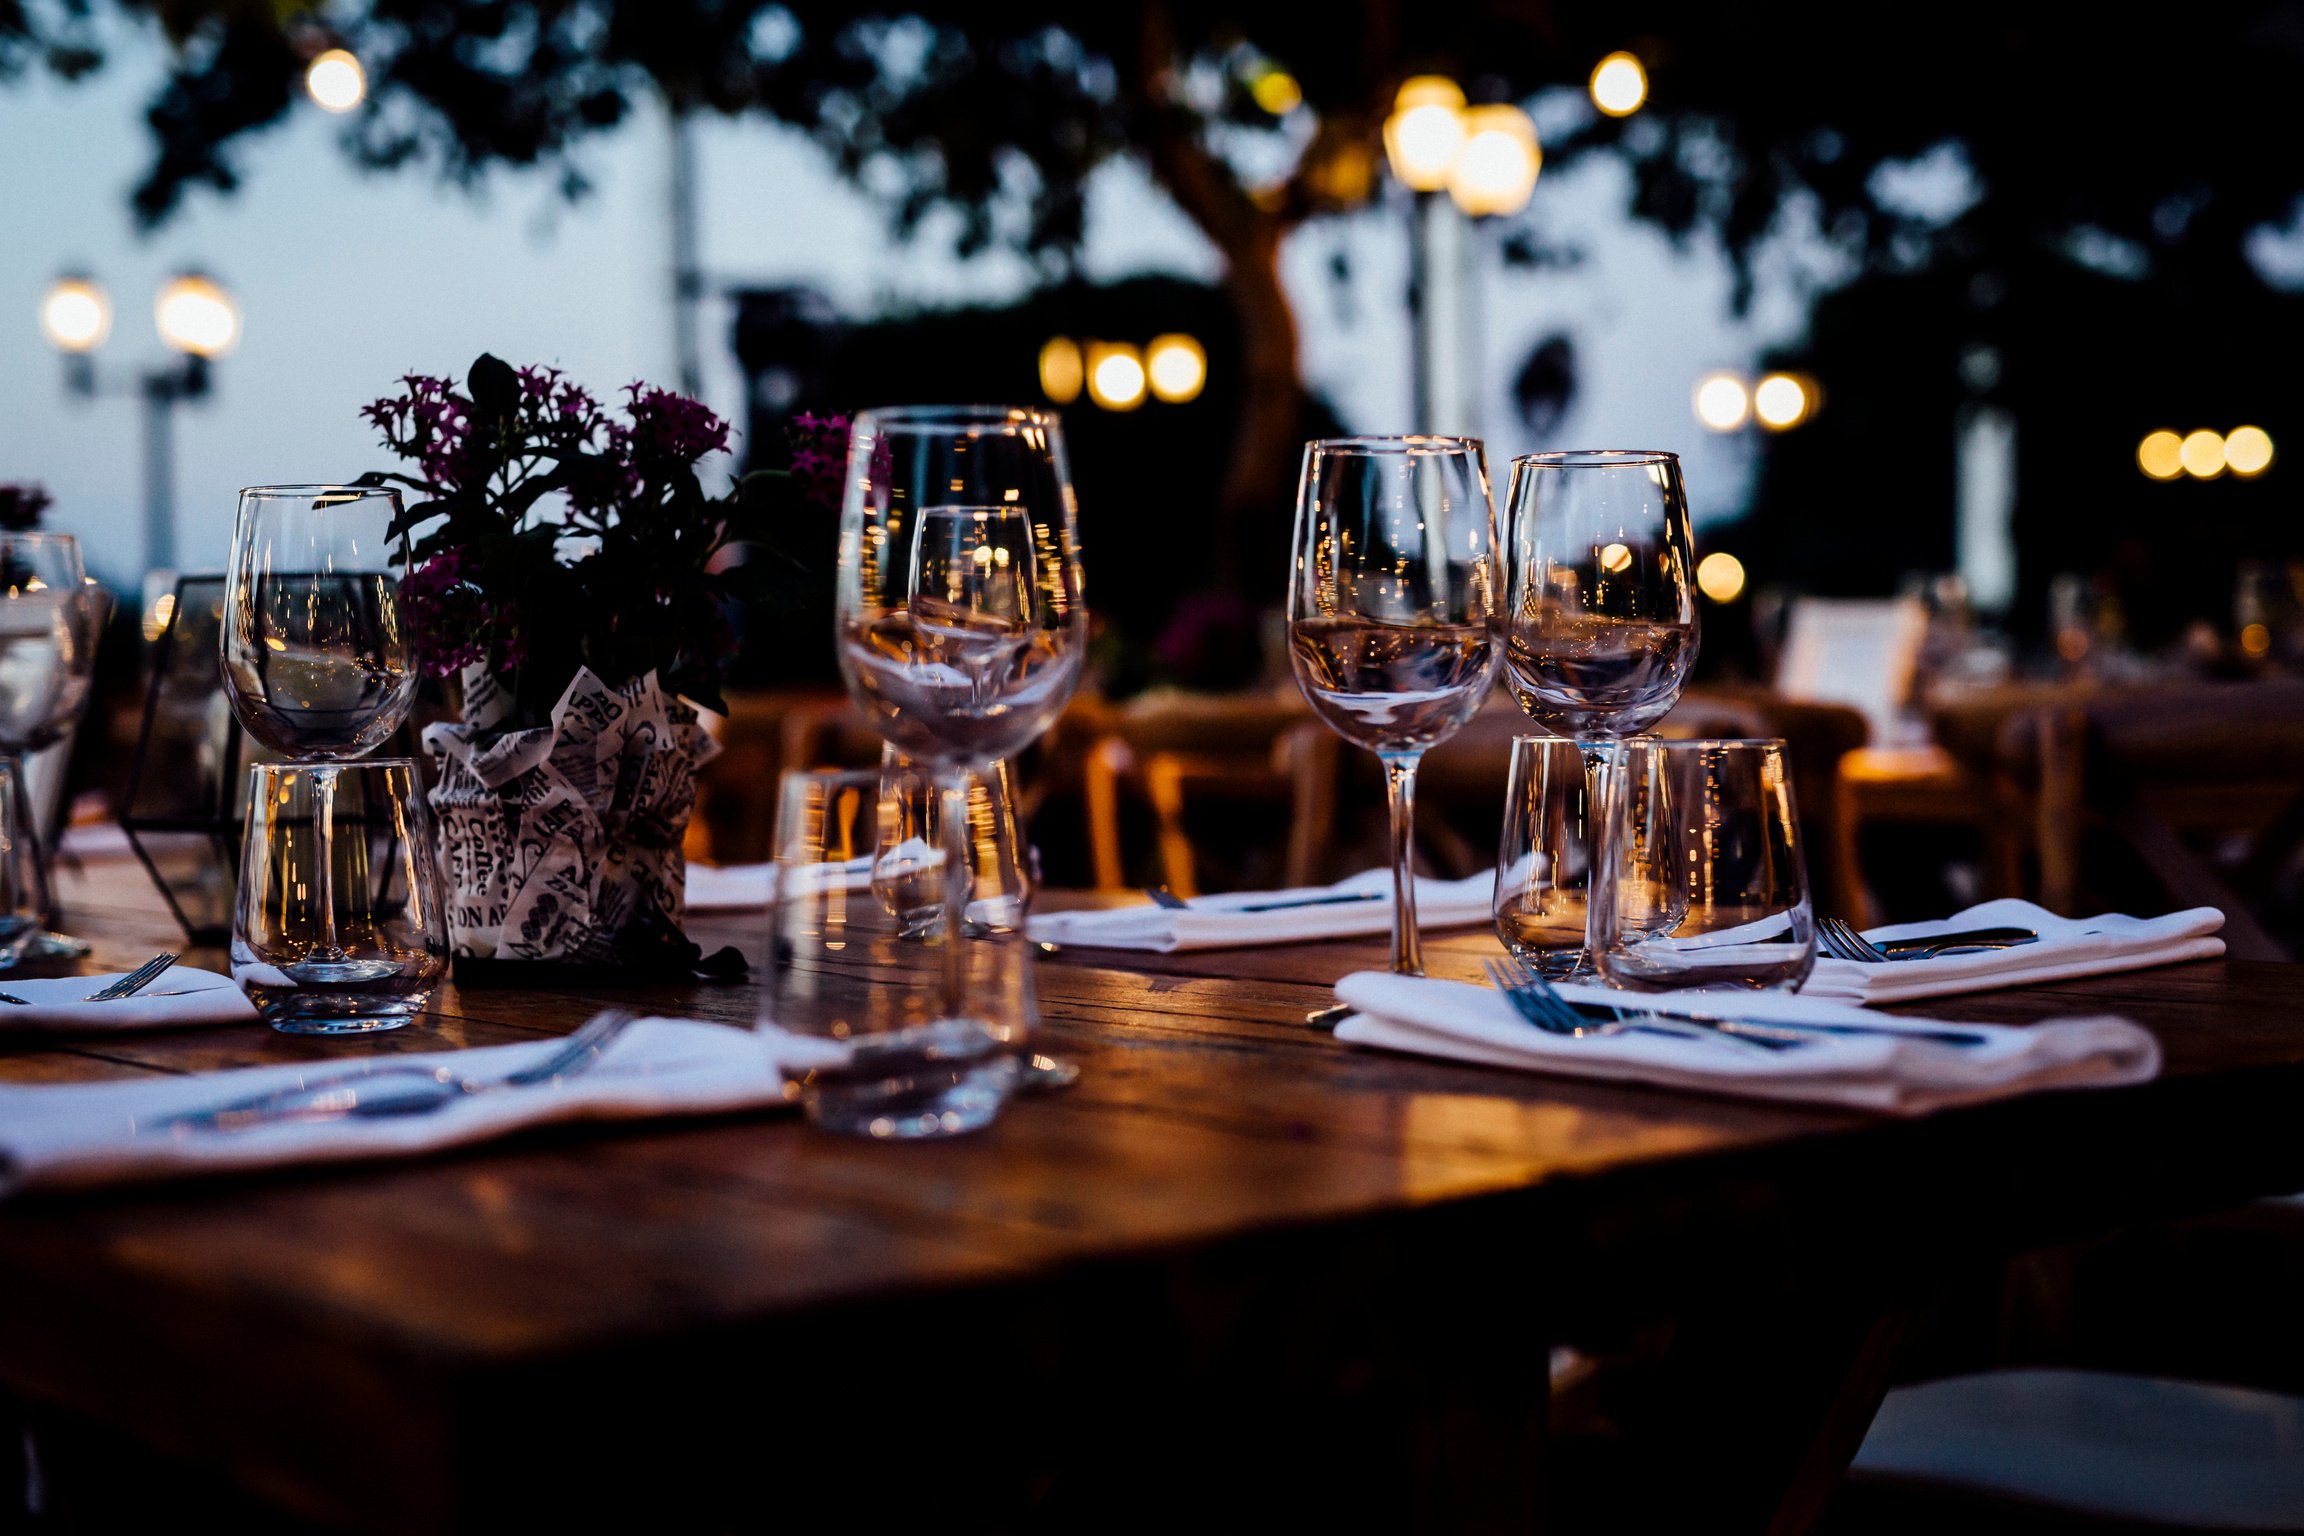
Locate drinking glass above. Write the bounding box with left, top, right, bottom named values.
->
left=223, top=485, right=417, bottom=982
left=0, top=533, right=101, bottom=932
left=1287, top=436, right=1498, bottom=974
left=0, top=761, right=46, bottom=967
left=764, top=768, right=1027, bottom=1138
left=872, top=745, right=1032, bottom=937
left=1588, top=738, right=1817, bottom=992
left=833, top=407, right=1086, bottom=1130
left=1493, top=734, right=1682, bottom=978
left=232, top=759, right=449, bottom=1032
left=1500, top=451, right=1698, bottom=739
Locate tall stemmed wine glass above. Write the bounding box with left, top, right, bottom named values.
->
left=1287, top=437, right=1498, bottom=976
left=223, top=485, right=417, bottom=981
left=836, top=407, right=1088, bottom=1031
left=1499, top=450, right=1698, bottom=737
left=0, top=532, right=101, bottom=955
left=1496, top=450, right=1699, bottom=977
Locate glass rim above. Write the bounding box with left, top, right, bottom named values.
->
left=237, top=483, right=403, bottom=499
left=1307, top=434, right=1484, bottom=456
left=1610, top=736, right=1787, bottom=753
left=851, top=404, right=1059, bottom=433
left=1512, top=449, right=1681, bottom=469
left=0, top=531, right=79, bottom=544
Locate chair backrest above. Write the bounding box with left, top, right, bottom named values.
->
left=1775, top=597, right=1928, bottom=743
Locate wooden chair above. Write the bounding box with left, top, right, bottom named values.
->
left=1078, top=691, right=1337, bottom=894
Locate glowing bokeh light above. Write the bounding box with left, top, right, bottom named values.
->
left=1383, top=77, right=1467, bottom=191
left=1696, top=551, right=1747, bottom=603
left=305, top=49, right=367, bottom=113
left=2180, top=428, right=2227, bottom=480
left=1086, top=342, right=1146, bottom=411
left=1446, top=104, right=1541, bottom=217
left=1598, top=542, right=1633, bottom=574
left=2137, top=430, right=2184, bottom=480
left=2224, top=425, right=2274, bottom=476
left=154, top=273, right=239, bottom=357
left=1249, top=67, right=1301, bottom=116
left=1145, top=334, right=1207, bottom=403
left=1038, top=337, right=1083, bottom=405
left=2241, top=622, right=2273, bottom=657
left=1693, top=372, right=1750, bottom=431
left=1590, top=52, right=1648, bottom=116
left=1753, top=373, right=1811, bottom=430
left=40, top=277, right=110, bottom=353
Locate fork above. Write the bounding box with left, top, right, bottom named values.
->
left=1507, top=947, right=1990, bottom=1048
left=84, top=952, right=179, bottom=1002
left=1817, top=918, right=2038, bottom=964
left=1483, top=957, right=1786, bottom=1050
left=162, top=1009, right=640, bottom=1133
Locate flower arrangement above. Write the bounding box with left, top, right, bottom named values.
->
left=363, top=353, right=844, bottom=730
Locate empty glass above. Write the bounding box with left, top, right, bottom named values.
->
left=232, top=759, right=449, bottom=1032
left=835, top=407, right=1085, bottom=1094
left=224, top=485, right=418, bottom=982
left=1500, top=451, right=1698, bottom=739
left=1493, top=735, right=1682, bottom=978
left=1588, top=738, right=1816, bottom=992
left=0, top=532, right=102, bottom=931
left=0, top=761, right=45, bottom=967
left=872, top=745, right=1032, bottom=937
left=764, top=768, right=1028, bottom=1138
left=1287, top=436, right=1498, bottom=974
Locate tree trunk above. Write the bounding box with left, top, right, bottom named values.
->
left=1211, top=226, right=1304, bottom=581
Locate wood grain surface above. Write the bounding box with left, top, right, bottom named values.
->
left=4, top=859, right=2303, bottom=1530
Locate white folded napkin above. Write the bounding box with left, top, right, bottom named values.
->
left=684, top=857, right=876, bottom=912
left=0, top=967, right=258, bottom=1033
left=1025, top=869, right=1493, bottom=953
left=0, top=1017, right=845, bottom=1195
left=1800, top=899, right=2226, bottom=1005
left=1331, top=971, right=2159, bottom=1115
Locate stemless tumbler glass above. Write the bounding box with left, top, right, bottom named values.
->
left=1493, top=735, right=1682, bottom=978
left=232, top=759, right=449, bottom=1032
left=1500, top=451, right=1698, bottom=739
left=1588, top=738, right=1817, bottom=992
left=1288, top=437, right=1498, bottom=975
left=872, top=745, right=1033, bottom=937
left=765, top=768, right=1029, bottom=1138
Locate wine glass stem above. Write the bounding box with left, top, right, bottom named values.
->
left=937, top=766, right=976, bottom=1019
left=311, top=764, right=344, bottom=962
left=0, top=752, right=49, bottom=929
left=1379, top=750, right=1423, bottom=976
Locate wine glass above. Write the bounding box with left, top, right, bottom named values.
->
left=1287, top=436, right=1499, bottom=975
left=1499, top=450, right=1698, bottom=738
left=0, top=532, right=101, bottom=951
left=832, top=406, right=1087, bottom=1129
left=223, top=485, right=417, bottom=983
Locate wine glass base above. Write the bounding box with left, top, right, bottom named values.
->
left=285, top=956, right=404, bottom=985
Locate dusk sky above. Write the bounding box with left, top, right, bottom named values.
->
left=1, top=16, right=1816, bottom=590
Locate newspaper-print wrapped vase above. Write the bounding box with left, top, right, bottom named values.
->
left=422, top=666, right=718, bottom=961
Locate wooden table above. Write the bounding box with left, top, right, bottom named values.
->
left=6, top=861, right=2304, bottom=1531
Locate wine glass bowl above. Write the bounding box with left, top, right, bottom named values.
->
left=223, top=486, right=416, bottom=761
left=0, top=533, right=98, bottom=758
left=837, top=410, right=1087, bottom=770
left=1500, top=450, right=1698, bottom=739
left=1287, top=435, right=1499, bottom=974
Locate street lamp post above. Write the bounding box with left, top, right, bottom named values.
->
left=41, top=271, right=239, bottom=573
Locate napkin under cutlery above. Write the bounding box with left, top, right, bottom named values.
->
left=0, top=967, right=257, bottom=1033
left=1800, top=899, right=2226, bottom=1005
left=1025, top=869, right=1494, bottom=953
left=1330, top=971, right=2159, bottom=1115
left=0, top=1017, right=844, bottom=1195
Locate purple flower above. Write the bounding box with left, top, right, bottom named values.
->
left=622, top=384, right=730, bottom=464
left=788, top=413, right=851, bottom=510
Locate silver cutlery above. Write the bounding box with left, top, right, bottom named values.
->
left=1816, top=918, right=2037, bottom=964
left=1305, top=1003, right=1352, bottom=1030
left=1145, top=886, right=1385, bottom=915
left=81, top=953, right=180, bottom=1003
left=1484, top=955, right=1791, bottom=1051
left=162, top=1009, right=639, bottom=1134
